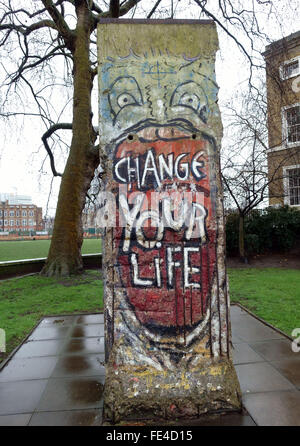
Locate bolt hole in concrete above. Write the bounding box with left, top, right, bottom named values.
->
left=128, top=134, right=134, bottom=141
left=192, top=133, right=197, bottom=139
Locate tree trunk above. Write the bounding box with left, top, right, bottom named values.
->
left=238, top=213, right=247, bottom=263
left=41, top=1, right=98, bottom=277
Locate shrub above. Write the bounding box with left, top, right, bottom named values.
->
left=225, top=212, right=239, bottom=255
left=225, top=206, right=300, bottom=256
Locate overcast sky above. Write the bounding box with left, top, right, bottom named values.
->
left=0, top=0, right=299, bottom=217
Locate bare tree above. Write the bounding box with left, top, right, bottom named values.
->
left=222, top=84, right=298, bottom=262
left=0, top=0, right=299, bottom=275
left=0, top=0, right=178, bottom=276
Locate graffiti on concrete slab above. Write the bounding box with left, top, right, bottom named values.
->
left=99, top=47, right=229, bottom=365
left=98, top=22, right=241, bottom=422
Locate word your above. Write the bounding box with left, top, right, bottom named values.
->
left=96, top=188, right=207, bottom=238
left=114, top=148, right=206, bottom=189
left=119, top=191, right=207, bottom=250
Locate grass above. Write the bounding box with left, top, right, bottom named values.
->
left=1, top=267, right=299, bottom=365
left=0, top=238, right=102, bottom=262
left=228, top=268, right=300, bottom=337
left=0, top=270, right=103, bottom=364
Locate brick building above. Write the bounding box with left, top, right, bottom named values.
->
left=264, top=31, right=300, bottom=207
left=0, top=193, right=43, bottom=233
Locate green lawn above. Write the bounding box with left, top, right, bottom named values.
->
left=0, top=238, right=102, bottom=262
left=0, top=267, right=299, bottom=365
left=0, top=270, right=103, bottom=363
left=228, top=268, right=300, bottom=337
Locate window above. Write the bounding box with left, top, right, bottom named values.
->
left=10, top=220, right=14, bottom=226
left=280, top=57, right=300, bottom=80
left=16, top=211, right=20, bottom=217
left=22, top=210, right=27, bottom=217
left=4, top=211, right=7, bottom=217
left=29, top=211, right=34, bottom=217
left=28, top=219, right=33, bottom=226
left=282, top=104, right=300, bottom=145
left=9, top=211, right=14, bottom=217
left=284, top=166, right=300, bottom=206
left=22, top=219, right=27, bottom=226
left=4, top=220, right=8, bottom=226
left=16, top=220, right=20, bottom=226
left=0, top=210, right=2, bottom=217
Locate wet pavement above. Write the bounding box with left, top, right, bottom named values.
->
left=0, top=305, right=299, bottom=426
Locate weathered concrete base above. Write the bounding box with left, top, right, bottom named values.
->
left=103, top=359, right=242, bottom=423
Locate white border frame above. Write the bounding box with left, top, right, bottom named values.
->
left=279, top=56, right=300, bottom=81
left=283, top=163, right=300, bottom=206
left=281, top=102, right=300, bottom=148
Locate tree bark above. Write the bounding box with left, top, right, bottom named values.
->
left=41, top=1, right=98, bottom=276
left=238, top=213, right=247, bottom=263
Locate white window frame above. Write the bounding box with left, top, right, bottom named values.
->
left=280, top=56, right=300, bottom=80
left=282, top=102, right=300, bottom=147
left=283, top=164, right=300, bottom=207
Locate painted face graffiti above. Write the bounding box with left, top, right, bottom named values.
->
left=100, top=25, right=241, bottom=422
left=99, top=51, right=221, bottom=345
left=112, top=132, right=217, bottom=334
left=99, top=54, right=217, bottom=146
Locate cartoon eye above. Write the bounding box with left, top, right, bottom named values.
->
left=179, top=93, right=200, bottom=111
left=109, top=76, right=143, bottom=120
left=170, top=81, right=209, bottom=123
left=117, top=93, right=137, bottom=108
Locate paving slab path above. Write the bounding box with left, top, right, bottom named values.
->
left=0, top=306, right=299, bottom=426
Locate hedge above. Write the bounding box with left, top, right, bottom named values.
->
left=225, top=206, right=300, bottom=256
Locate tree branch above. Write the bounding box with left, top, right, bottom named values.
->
left=98, top=0, right=142, bottom=18
left=147, top=0, right=162, bottom=18
left=90, top=1, right=103, bottom=14
left=222, top=174, right=242, bottom=213
left=110, top=0, right=120, bottom=18
left=41, top=0, right=75, bottom=51
left=42, top=123, right=73, bottom=177
left=193, top=0, right=257, bottom=83
left=0, top=19, right=57, bottom=35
